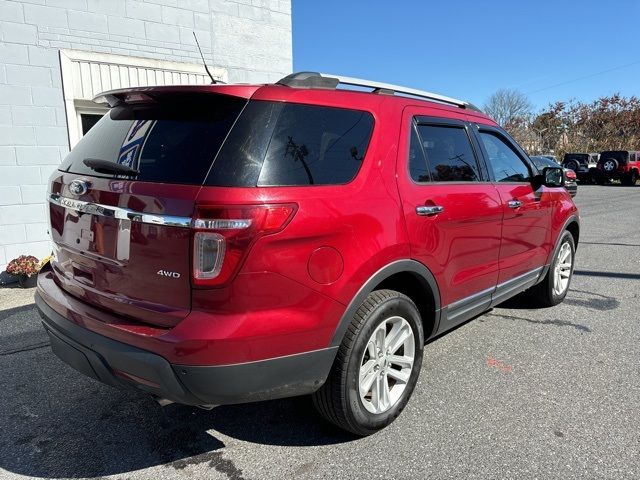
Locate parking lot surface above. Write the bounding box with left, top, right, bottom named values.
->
left=0, top=185, right=639, bottom=480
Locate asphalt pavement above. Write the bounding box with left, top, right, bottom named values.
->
left=0, top=184, right=638, bottom=480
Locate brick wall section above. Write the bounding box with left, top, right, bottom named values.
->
left=0, top=0, right=292, bottom=270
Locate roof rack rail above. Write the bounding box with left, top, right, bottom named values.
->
left=276, top=72, right=482, bottom=113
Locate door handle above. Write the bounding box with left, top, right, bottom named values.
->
left=416, top=205, right=444, bottom=216
left=507, top=200, right=523, bottom=209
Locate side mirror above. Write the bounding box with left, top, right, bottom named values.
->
left=542, top=166, right=564, bottom=187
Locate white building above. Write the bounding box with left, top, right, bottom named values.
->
left=0, top=0, right=292, bottom=273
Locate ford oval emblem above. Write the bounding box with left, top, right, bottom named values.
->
left=69, top=179, right=89, bottom=196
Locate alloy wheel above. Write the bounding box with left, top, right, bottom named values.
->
left=358, top=316, right=415, bottom=414
left=553, top=242, right=573, bottom=296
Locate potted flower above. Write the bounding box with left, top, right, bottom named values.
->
left=5, top=255, right=46, bottom=288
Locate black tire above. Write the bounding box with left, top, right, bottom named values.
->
left=564, top=160, right=579, bottom=172
left=622, top=170, right=638, bottom=186
left=312, top=290, right=424, bottom=436
left=528, top=231, right=575, bottom=307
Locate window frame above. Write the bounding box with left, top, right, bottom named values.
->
left=408, top=116, right=489, bottom=185
left=471, top=124, right=538, bottom=183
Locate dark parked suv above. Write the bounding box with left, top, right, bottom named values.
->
left=36, top=72, right=579, bottom=435
left=562, top=153, right=599, bottom=183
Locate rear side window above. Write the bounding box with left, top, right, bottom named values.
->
left=59, top=93, right=246, bottom=185
left=415, top=125, right=480, bottom=182
left=207, top=101, right=375, bottom=187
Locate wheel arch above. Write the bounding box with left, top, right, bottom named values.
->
left=329, top=259, right=441, bottom=347
left=565, top=217, right=580, bottom=248
left=536, top=214, right=580, bottom=285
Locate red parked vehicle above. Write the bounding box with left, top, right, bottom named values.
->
left=36, top=72, right=579, bottom=435
left=595, top=150, right=640, bottom=185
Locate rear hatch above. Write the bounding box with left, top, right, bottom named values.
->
left=600, top=151, right=629, bottom=167
left=48, top=89, right=249, bottom=327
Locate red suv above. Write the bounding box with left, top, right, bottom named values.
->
left=36, top=72, right=579, bottom=435
left=595, top=150, right=640, bottom=185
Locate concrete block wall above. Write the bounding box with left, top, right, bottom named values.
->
left=0, top=0, right=292, bottom=271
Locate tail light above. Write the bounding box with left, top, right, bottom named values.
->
left=565, top=169, right=576, bottom=181
left=191, top=204, right=297, bottom=287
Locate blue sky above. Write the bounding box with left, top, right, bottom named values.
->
left=292, top=0, right=640, bottom=111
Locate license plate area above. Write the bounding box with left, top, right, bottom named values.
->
left=58, top=208, right=131, bottom=262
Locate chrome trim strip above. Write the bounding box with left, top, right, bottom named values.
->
left=446, top=285, right=495, bottom=312
left=443, top=266, right=543, bottom=312
left=49, top=193, right=192, bottom=228
left=440, top=266, right=544, bottom=329
left=490, top=266, right=544, bottom=306
left=495, top=266, right=543, bottom=292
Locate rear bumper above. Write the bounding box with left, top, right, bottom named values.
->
left=597, top=169, right=631, bottom=179
left=574, top=168, right=592, bottom=180
left=36, top=292, right=337, bottom=405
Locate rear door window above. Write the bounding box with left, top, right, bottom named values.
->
left=60, top=93, right=247, bottom=185
left=414, top=124, right=481, bottom=182
left=408, top=125, right=431, bottom=182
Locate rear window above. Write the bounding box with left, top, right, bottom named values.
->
left=207, top=101, right=375, bottom=187
left=59, top=93, right=247, bottom=185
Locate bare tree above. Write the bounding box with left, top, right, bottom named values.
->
left=483, top=89, right=533, bottom=127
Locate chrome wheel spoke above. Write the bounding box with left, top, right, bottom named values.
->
left=388, top=354, right=413, bottom=368
left=377, top=374, right=390, bottom=410
left=386, top=367, right=410, bottom=384
left=386, top=323, right=411, bottom=354
left=366, top=340, right=376, bottom=359
left=359, top=361, right=377, bottom=397
left=375, top=326, right=386, bottom=351
left=370, top=374, right=380, bottom=409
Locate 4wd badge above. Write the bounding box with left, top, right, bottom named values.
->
left=157, top=270, right=180, bottom=279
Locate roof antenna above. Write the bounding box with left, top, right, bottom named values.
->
left=193, top=31, right=217, bottom=84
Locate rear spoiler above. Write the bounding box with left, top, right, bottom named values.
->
left=93, top=85, right=260, bottom=108
left=93, top=90, right=155, bottom=108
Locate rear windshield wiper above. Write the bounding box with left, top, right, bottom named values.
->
left=83, top=158, right=139, bottom=176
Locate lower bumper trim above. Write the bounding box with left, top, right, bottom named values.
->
left=36, top=292, right=337, bottom=405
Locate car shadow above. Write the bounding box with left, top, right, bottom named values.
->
left=0, top=307, right=356, bottom=479
left=495, top=285, right=619, bottom=312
